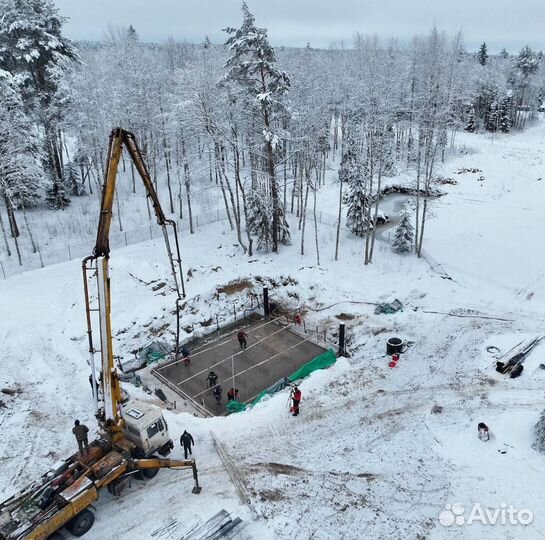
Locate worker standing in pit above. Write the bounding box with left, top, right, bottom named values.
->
left=237, top=331, right=248, bottom=350
left=207, top=371, right=218, bottom=388
left=72, top=420, right=90, bottom=455
left=180, top=430, right=195, bottom=459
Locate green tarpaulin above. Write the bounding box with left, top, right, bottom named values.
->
left=139, top=340, right=171, bottom=365
left=226, top=348, right=338, bottom=414
left=287, top=348, right=337, bottom=382
left=226, top=399, right=247, bottom=413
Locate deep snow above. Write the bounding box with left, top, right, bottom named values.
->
left=1, top=120, right=544, bottom=540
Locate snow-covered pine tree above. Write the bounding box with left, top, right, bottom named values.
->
left=0, top=72, right=46, bottom=259
left=465, top=107, right=476, bottom=132
left=45, top=182, right=70, bottom=209
left=224, top=2, right=290, bottom=252
left=341, top=138, right=370, bottom=237
left=63, top=161, right=84, bottom=196
left=512, top=45, right=541, bottom=129
left=345, top=171, right=370, bottom=237
left=0, top=0, right=78, bottom=209
left=485, top=100, right=499, bottom=131
left=246, top=188, right=272, bottom=251
left=0, top=73, right=46, bottom=206
left=392, top=207, right=414, bottom=254
left=515, top=45, right=540, bottom=78
left=477, top=42, right=488, bottom=66
left=499, top=95, right=512, bottom=133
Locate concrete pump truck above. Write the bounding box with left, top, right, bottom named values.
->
left=0, top=129, right=200, bottom=540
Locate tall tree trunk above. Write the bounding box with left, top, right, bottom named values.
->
left=334, top=174, right=343, bottom=261
left=300, top=177, right=310, bottom=255
left=414, top=132, right=423, bottom=256
left=364, top=146, right=374, bottom=265
left=215, top=154, right=233, bottom=230
left=266, top=140, right=279, bottom=253
left=218, top=152, right=246, bottom=252
left=312, top=184, right=320, bottom=266
left=0, top=208, right=12, bottom=257
left=184, top=163, right=194, bottom=234
left=369, top=165, right=383, bottom=263
left=3, top=195, right=19, bottom=238
left=164, top=147, right=174, bottom=214
left=22, top=205, right=37, bottom=254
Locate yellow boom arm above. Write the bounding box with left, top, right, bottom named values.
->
left=82, top=128, right=185, bottom=432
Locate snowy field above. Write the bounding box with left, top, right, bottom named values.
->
left=1, top=121, right=544, bottom=539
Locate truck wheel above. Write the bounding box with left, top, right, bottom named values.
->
left=142, top=455, right=159, bottom=479
left=66, top=509, right=95, bottom=537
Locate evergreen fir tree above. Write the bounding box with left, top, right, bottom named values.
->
left=246, top=188, right=272, bottom=251
left=499, top=95, right=512, bottom=133
left=392, top=208, right=414, bottom=254
left=342, top=139, right=370, bottom=237
left=515, top=45, right=539, bottom=78
left=499, top=48, right=509, bottom=59
left=485, top=100, right=499, bottom=131
left=277, top=203, right=291, bottom=246
left=477, top=42, right=488, bottom=66
left=45, top=181, right=70, bottom=209
left=0, top=0, right=79, bottom=209
left=465, top=107, right=476, bottom=132
left=0, top=72, right=46, bottom=211
left=63, top=161, right=85, bottom=196
left=224, top=3, right=290, bottom=252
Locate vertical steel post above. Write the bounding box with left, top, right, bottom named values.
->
left=339, top=323, right=346, bottom=357
left=263, top=287, right=270, bottom=318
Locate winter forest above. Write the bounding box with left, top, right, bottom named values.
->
left=0, top=0, right=544, bottom=272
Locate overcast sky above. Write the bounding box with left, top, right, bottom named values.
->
left=52, top=0, right=545, bottom=53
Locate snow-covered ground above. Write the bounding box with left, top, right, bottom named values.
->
left=1, top=121, right=544, bottom=540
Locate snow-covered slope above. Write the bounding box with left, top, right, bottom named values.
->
left=1, top=122, right=544, bottom=540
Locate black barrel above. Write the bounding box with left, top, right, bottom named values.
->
left=387, top=337, right=403, bottom=355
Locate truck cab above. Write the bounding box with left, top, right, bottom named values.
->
left=121, top=400, right=174, bottom=457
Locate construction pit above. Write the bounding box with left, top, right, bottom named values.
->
left=153, top=317, right=328, bottom=416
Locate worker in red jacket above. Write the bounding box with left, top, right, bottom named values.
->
left=291, top=386, right=302, bottom=416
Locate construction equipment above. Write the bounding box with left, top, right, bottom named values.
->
left=0, top=129, right=199, bottom=540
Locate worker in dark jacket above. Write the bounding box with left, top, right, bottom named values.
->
left=180, top=430, right=195, bottom=459
left=237, top=331, right=248, bottom=350
left=207, top=371, right=218, bottom=388
left=72, top=420, right=89, bottom=455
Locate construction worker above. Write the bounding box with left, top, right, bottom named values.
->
left=180, top=345, right=190, bottom=366
left=213, top=385, right=222, bottom=402
left=88, top=374, right=99, bottom=396
left=72, top=420, right=89, bottom=455
left=207, top=371, right=218, bottom=388
left=179, top=430, right=195, bottom=459
left=227, top=387, right=239, bottom=401
left=237, top=330, right=248, bottom=350
left=291, top=386, right=302, bottom=416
